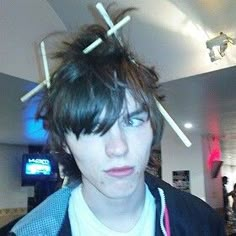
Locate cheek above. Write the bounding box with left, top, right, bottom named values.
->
left=72, top=146, right=102, bottom=173
left=74, top=153, right=97, bottom=173
left=131, top=136, right=153, bottom=166
left=69, top=138, right=102, bottom=164
left=75, top=157, right=101, bottom=182
left=133, top=125, right=153, bottom=150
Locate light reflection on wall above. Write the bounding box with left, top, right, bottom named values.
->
left=23, top=94, right=47, bottom=144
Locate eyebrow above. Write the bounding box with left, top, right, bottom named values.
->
left=127, top=108, right=147, bottom=117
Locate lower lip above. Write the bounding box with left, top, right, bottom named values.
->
left=105, top=167, right=134, bottom=177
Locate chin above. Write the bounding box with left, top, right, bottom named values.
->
left=105, top=181, right=138, bottom=199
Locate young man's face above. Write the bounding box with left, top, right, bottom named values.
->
left=65, top=92, right=153, bottom=199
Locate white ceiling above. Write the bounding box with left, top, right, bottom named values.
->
left=47, top=0, right=236, bottom=82
left=0, top=0, right=236, bottom=165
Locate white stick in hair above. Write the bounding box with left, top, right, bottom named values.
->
left=155, top=99, right=192, bottom=147
left=20, top=80, right=47, bottom=102
left=83, top=15, right=130, bottom=54
left=40, top=41, right=50, bottom=89
left=20, top=40, right=49, bottom=102
left=96, top=3, right=123, bottom=46
left=21, top=13, right=130, bottom=102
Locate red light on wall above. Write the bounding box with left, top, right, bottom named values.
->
left=207, top=148, right=221, bottom=170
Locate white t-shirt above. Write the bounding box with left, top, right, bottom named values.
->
left=68, top=184, right=156, bottom=236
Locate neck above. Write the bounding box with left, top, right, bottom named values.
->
left=81, top=179, right=146, bottom=232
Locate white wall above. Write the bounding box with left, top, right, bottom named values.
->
left=161, top=125, right=206, bottom=201
left=202, top=137, right=223, bottom=209
left=161, top=125, right=224, bottom=209
left=0, top=143, right=33, bottom=209
left=0, top=0, right=66, bottom=82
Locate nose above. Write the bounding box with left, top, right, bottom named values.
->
left=105, top=124, right=128, bottom=158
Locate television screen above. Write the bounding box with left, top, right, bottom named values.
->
left=21, top=153, right=57, bottom=186
left=25, top=158, right=51, bottom=175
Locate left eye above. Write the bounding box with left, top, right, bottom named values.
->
left=126, top=117, right=144, bottom=127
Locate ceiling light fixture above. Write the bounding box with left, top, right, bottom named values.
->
left=206, top=32, right=236, bottom=62
left=184, top=123, right=193, bottom=129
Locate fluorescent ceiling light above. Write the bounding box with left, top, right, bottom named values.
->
left=184, top=123, right=193, bottom=129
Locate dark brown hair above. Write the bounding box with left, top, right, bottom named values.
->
left=36, top=7, right=164, bottom=178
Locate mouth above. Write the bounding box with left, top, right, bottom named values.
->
left=104, top=166, right=134, bottom=177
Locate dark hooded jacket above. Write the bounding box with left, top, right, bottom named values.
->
left=9, top=173, right=225, bottom=236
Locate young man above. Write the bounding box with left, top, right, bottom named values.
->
left=10, top=8, right=225, bottom=236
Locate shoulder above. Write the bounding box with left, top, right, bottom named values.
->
left=9, top=183, right=78, bottom=236
left=145, top=173, right=225, bottom=235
